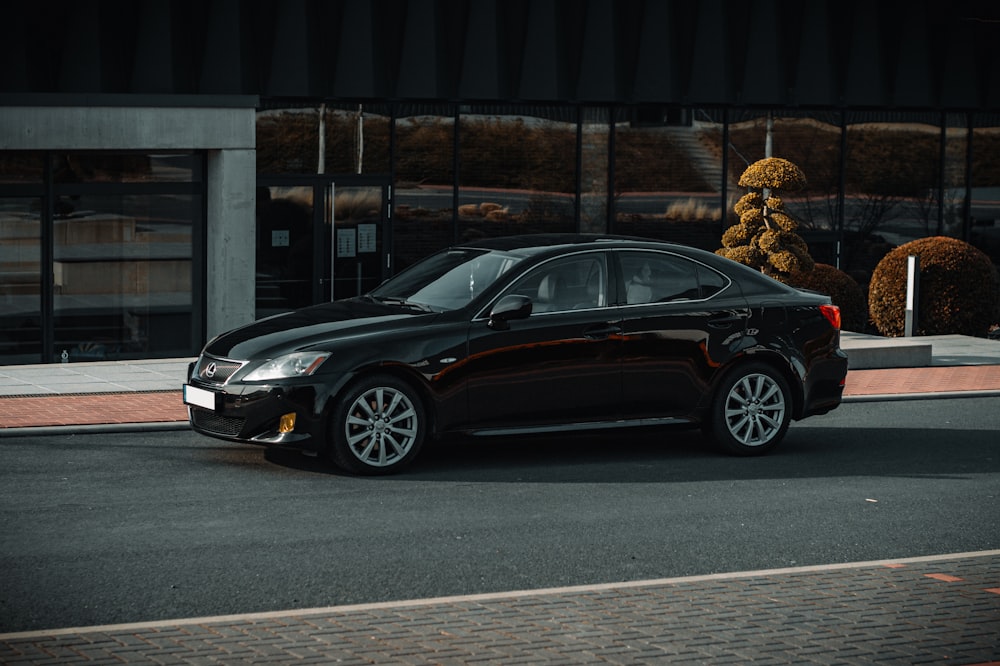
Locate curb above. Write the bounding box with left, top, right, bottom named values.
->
left=0, top=421, right=190, bottom=438
left=842, top=389, right=1000, bottom=403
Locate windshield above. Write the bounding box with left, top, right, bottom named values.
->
left=370, top=248, right=524, bottom=311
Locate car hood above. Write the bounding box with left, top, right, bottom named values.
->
left=204, top=298, right=436, bottom=360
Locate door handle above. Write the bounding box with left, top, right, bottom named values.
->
left=584, top=323, right=622, bottom=339
left=708, top=313, right=746, bottom=328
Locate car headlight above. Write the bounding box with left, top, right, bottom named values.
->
left=243, top=352, right=331, bottom=381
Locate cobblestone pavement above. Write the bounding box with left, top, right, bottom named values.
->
left=2, top=552, right=998, bottom=665
left=2, top=341, right=999, bottom=664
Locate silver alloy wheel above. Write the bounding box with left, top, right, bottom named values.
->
left=723, top=372, right=787, bottom=446
left=343, top=385, right=420, bottom=468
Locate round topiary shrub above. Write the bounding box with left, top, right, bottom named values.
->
left=789, top=264, right=868, bottom=332
left=868, top=236, right=1000, bottom=337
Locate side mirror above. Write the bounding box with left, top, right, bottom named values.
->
left=488, top=295, right=532, bottom=330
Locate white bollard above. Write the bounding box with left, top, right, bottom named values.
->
left=905, top=255, right=919, bottom=337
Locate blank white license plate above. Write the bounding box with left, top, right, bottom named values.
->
left=183, top=384, right=217, bottom=411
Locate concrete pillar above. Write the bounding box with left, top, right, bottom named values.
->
left=206, top=149, right=256, bottom=340
left=0, top=96, right=259, bottom=351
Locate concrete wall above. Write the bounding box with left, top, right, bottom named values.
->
left=0, top=100, right=258, bottom=344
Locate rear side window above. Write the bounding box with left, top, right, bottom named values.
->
left=620, top=252, right=728, bottom=304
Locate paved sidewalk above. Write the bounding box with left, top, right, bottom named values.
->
left=1, top=551, right=998, bottom=664
left=1, top=334, right=999, bottom=432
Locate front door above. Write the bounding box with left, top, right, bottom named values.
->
left=256, top=177, right=390, bottom=319
left=464, top=252, right=622, bottom=430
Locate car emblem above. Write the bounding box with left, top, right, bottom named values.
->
left=204, top=362, right=217, bottom=379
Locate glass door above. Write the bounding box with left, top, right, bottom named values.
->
left=256, top=177, right=389, bottom=319
left=328, top=183, right=386, bottom=302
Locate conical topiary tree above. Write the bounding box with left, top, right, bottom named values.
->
left=717, top=157, right=815, bottom=282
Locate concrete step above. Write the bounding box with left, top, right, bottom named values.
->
left=841, top=332, right=933, bottom=370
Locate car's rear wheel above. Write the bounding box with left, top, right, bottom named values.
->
left=706, top=363, right=791, bottom=456
left=329, top=374, right=425, bottom=475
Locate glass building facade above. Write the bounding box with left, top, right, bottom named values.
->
left=256, top=104, right=1000, bottom=317
left=2, top=0, right=998, bottom=364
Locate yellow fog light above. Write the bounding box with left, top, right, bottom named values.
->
left=278, top=412, right=297, bottom=434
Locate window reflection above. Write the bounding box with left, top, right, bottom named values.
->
left=258, top=107, right=321, bottom=174
left=842, top=112, right=943, bottom=284
left=0, top=154, right=44, bottom=183
left=52, top=153, right=201, bottom=183
left=971, top=115, right=1000, bottom=265
left=580, top=108, right=609, bottom=234
left=614, top=106, right=721, bottom=249
left=394, top=106, right=456, bottom=272
left=322, top=104, right=391, bottom=175
left=0, top=198, right=42, bottom=363
left=458, top=106, right=576, bottom=243
left=52, top=193, right=196, bottom=361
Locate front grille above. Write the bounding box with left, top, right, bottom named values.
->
left=191, top=407, right=245, bottom=436
left=193, top=355, right=246, bottom=385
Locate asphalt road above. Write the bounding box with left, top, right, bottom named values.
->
left=1, top=397, right=998, bottom=633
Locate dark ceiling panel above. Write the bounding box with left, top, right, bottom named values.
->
left=518, top=0, right=562, bottom=100
left=264, top=0, right=311, bottom=96
left=199, top=0, right=252, bottom=95
left=0, top=6, right=30, bottom=91
left=794, top=0, right=837, bottom=106
left=575, top=0, right=618, bottom=101
left=1, top=0, right=997, bottom=111
left=458, top=0, right=504, bottom=99
left=131, top=1, right=175, bottom=94
left=737, top=0, right=783, bottom=105
left=843, top=2, right=888, bottom=106
left=891, top=5, right=935, bottom=108
left=58, top=1, right=104, bottom=92
left=333, top=0, right=380, bottom=98
left=939, top=13, right=983, bottom=109
left=632, top=1, right=678, bottom=102
left=686, top=0, right=730, bottom=104
left=395, top=0, right=442, bottom=98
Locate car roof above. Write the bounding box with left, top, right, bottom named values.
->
left=457, top=233, right=800, bottom=295
left=458, top=233, right=683, bottom=255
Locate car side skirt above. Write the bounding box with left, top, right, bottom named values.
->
left=466, top=416, right=696, bottom=437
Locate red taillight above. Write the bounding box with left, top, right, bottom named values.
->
left=819, top=304, right=841, bottom=330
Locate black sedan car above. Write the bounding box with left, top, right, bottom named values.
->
left=184, top=234, right=848, bottom=474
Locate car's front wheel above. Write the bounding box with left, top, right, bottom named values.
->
left=706, top=363, right=791, bottom=456
left=329, top=374, right=426, bottom=475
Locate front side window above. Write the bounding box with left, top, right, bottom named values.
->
left=500, top=254, right=607, bottom=314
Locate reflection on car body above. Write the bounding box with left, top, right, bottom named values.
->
left=185, top=234, right=848, bottom=474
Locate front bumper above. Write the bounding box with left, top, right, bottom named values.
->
left=184, top=381, right=329, bottom=452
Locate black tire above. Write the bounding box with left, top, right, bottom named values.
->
left=705, top=362, right=792, bottom=456
left=328, top=374, right=426, bottom=475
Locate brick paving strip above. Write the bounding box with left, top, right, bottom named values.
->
left=843, top=365, right=1000, bottom=397
left=1, top=552, right=998, bottom=665
left=0, top=392, right=186, bottom=428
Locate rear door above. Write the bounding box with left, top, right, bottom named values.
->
left=464, top=252, right=623, bottom=430
left=617, top=250, right=748, bottom=419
